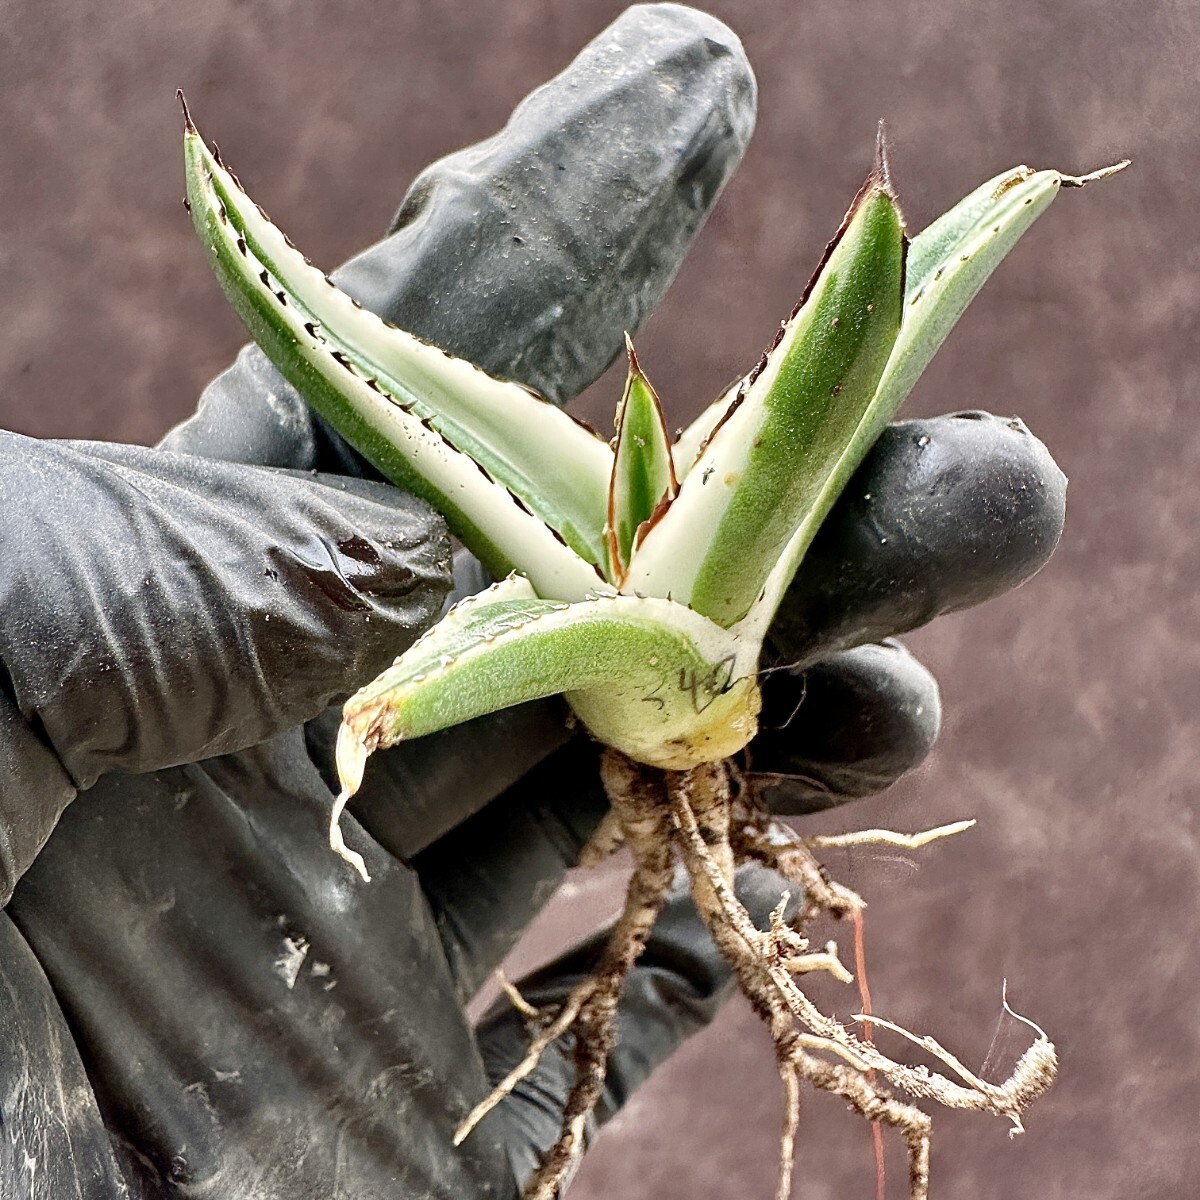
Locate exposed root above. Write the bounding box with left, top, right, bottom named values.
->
left=494, top=968, right=541, bottom=1020
left=776, top=1059, right=800, bottom=1200
left=804, top=817, right=976, bottom=851
left=463, top=751, right=1056, bottom=1200
left=576, top=805, right=627, bottom=866
left=850, top=906, right=887, bottom=1200
left=671, top=765, right=1055, bottom=1196
left=458, top=751, right=675, bottom=1199
left=455, top=978, right=596, bottom=1146
left=728, top=784, right=862, bottom=920
left=770, top=897, right=854, bottom=983
left=792, top=1045, right=932, bottom=1197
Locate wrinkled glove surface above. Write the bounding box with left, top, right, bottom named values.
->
left=0, top=6, right=1064, bottom=1198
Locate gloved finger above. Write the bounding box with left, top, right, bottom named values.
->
left=160, top=4, right=756, bottom=470
left=0, top=434, right=447, bottom=896
left=771, top=411, right=1067, bottom=666
left=6, top=748, right=517, bottom=1198
left=413, top=637, right=934, bottom=1004
left=411, top=737, right=609, bottom=1004
left=473, top=862, right=797, bottom=1187
left=748, top=641, right=941, bottom=815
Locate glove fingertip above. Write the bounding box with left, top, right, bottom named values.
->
left=773, top=411, right=1067, bottom=664
left=752, top=642, right=942, bottom=814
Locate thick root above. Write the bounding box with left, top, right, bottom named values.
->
left=668, top=759, right=1055, bottom=1200
left=459, top=750, right=674, bottom=1199
left=521, top=773, right=674, bottom=1200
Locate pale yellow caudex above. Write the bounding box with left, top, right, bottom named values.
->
left=184, top=94, right=1123, bottom=1199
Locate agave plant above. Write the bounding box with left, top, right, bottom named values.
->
left=182, top=95, right=1123, bottom=1200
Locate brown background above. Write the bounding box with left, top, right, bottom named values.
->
left=1, top=1, right=1195, bottom=1197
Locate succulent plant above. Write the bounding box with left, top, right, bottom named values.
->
left=182, top=95, right=1124, bottom=1200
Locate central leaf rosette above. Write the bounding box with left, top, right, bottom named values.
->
left=325, top=167, right=907, bottom=788
left=182, top=105, right=1108, bottom=876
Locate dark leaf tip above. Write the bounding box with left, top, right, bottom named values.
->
left=624, top=331, right=645, bottom=378
left=1059, top=159, right=1131, bottom=188
left=786, top=147, right=901, bottom=333
left=177, top=89, right=196, bottom=133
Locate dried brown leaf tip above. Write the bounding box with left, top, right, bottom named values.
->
left=874, top=117, right=893, bottom=193
left=177, top=88, right=195, bottom=132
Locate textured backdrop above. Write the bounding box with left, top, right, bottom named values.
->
left=1, top=1, right=1195, bottom=1197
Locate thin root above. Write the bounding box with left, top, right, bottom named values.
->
left=495, top=968, right=541, bottom=1020
left=776, top=1059, right=800, bottom=1200
left=668, top=768, right=1053, bottom=1200
left=460, top=750, right=674, bottom=1200
left=728, top=788, right=862, bottom=918
left=767, top=896, right=854, bottom=982
left=804, top=818, right=976, bottom=851
left=519, top=752, right=675, bottom=1200
left=455, top=980, right=595, bottom=1145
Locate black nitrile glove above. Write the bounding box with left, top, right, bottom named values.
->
left=0, top=6, right=1065, bottom=1199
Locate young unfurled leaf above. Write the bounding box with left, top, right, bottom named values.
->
left=622, top=167, right=907, bottom=627
left=606, top=337, right=678, bottom=582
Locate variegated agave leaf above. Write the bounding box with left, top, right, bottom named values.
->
left=338, top=574, right=757, bottom=778
left=621, top=158, right=908, bottom=627
left=330, top=573, right=758, bottom=878
left=665, top=157, right=1129, bottom=641
left=183, top=100, right=610, bottom=599
left=737, top=159, right=1128, bottom=640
